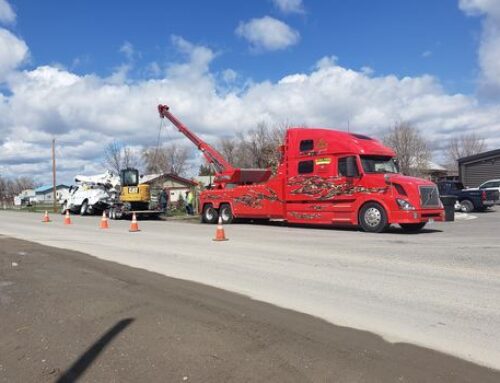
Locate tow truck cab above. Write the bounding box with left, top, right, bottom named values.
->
left=200, top=128, right=444, bottom=233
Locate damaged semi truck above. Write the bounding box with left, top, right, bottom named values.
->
left=158, top=104, right=444, bottom=233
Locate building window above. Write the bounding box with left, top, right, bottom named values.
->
left=298, top=160, right=314, bottom=174
left=299, top=139, right=314, bottom=152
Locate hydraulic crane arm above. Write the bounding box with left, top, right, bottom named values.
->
left=158, top=104, right=233, bottom=174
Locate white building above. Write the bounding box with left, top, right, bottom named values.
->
left=34, top=185, right=70, bottom=203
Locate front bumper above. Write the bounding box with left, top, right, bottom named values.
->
left=391, top=209, right=445, bottom=224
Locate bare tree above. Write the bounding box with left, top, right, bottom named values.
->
left=218, top=121, right=288, bottom=172
left=383, top=122, right=431, bottom=177
left=0, top=176, right=6, bottom=199
left=447, top=133, right=486, bottom=167
left=142, top=144, right=190, bottom=176
left=103, top=141, right=139, bottom=174
left=218, top=137, right=238, bottom=166
left=122, top=146, right=139, bottom=169
left=0, top=175, right=36, bottom=200
left=198, top=164, right=213, bottom=176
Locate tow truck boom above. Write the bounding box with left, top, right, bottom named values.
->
left=158, top=104, right=233, bottom=174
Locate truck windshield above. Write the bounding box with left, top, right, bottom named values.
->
left=360, top=155, right=399, bottom=174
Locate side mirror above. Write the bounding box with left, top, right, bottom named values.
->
left=345, top=156, right=359, bottom=178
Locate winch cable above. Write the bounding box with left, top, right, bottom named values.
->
left=150, top=117, right=167, bottom=173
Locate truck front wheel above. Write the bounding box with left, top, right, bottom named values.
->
left=202, top=204, right=219, bottom=224
left=359, top=202, right=389, bottom=233
left=460, top=199, right=474, bottom=213
left=219, top=204, right=234, bottom=224
left=80, top=200, right=89, bottom=216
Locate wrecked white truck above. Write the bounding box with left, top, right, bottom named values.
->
left=61, top=172, right=119, bottom=215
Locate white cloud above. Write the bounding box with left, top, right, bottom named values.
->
left=459, top=0, right=500, bottom=97
left=236, top=16, right=300, bottom=52
left=0, top=0, right=15, bottom=24
left=0, top=28, right=28, bottom=81
left=222, top=69, right=238, bottom=83
left=272, top=0, right=305, bottom=14
left=2, top=28, right=500, bottom=183
left=119, top=41, right=135, bottom=61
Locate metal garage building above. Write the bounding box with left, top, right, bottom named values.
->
left=458, top=149, right=500, bottom=187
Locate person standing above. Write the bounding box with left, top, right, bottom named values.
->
left=185, top=190, right=194, bottom=215
left=159, top=188, right=169, bottom=216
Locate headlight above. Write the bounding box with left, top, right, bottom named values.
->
left=396, top=198, right=416, bottom=210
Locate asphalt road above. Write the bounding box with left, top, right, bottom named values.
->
left=0, top=209, right=499, bottom=372
left=1, top=236, right=499, bottom=382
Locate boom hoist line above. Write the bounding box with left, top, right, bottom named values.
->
left=158, top=104, right=272, bottom=186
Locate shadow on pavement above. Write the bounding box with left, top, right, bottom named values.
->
left=56, top=318, right=135, bottom=383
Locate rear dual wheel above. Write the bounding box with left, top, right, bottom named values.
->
left=202, top=204, right=218, bottom=224
left=219, top=204, right=233, bottom=224
left=202, top=204, right=233, bottom=224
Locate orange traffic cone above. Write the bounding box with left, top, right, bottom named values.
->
left=64, top=210, right=72, bottom=225
left=213, top=216, right=228, bottom=241
left=100, top=211, right=109, bottom=229
left=129, top=212, right=140, bottom=232
left=41, top=210, right=51, bottom=223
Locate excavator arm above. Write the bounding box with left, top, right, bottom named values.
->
left=158, top=104, right=233, bottom=174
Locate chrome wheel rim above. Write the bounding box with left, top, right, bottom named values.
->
left=205, top=208, right=214, bottom=221
left=221, top=208, right=230, bottom=221
left=364, top=207, right=382, bottom=227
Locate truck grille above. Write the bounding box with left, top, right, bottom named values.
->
left=419, top=185, right=440, bottom=208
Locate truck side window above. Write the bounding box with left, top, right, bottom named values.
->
left=338, top=156, right=359, bottom=177
left=299, top=139, right=314, bottom=152
left=298, top=160, right=314, bottom=174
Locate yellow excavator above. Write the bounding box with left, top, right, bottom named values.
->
left=108, top=168, right=162, bottom=219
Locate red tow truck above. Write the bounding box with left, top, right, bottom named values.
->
left=158, top=105, right=444, bottom=233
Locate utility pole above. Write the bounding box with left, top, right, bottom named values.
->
left=52, top=138, right=57, bottom=213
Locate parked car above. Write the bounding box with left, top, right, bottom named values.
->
left=437, top=181, right=499, bottom=213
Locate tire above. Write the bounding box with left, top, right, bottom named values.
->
left=219, top=204, right=234, bottom=224
left=400, top=222, right=426, bottom=233
left=109, top=208, right=115, bottom=220
left=202, top=204, right=219, bottom=224
left=61, top=201, right=69, bottom=215
left=80, top=200, right=89, bottom=216
left=115, top=209, right=123, bottom=220
left=460, top=200, right=474, bottom=213
left=359, top=202, right=389, bottom=233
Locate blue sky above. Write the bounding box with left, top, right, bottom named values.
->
left=1, top=0, right=500, bottom=183
left=13, top=0, right=480, bottom=92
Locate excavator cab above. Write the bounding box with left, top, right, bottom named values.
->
left=120, top=168, right=139, bottom=187
left=119, top=168, right=151, bottom=208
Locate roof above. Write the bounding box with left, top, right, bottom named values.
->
left=458, top=148, right=500, bottom=164
left=427, top=161, right=447, bottom=171
left=140, top=173, right=197, bottom=187
left=287, top=128, right=395, bottom=158
left=35, top=184, right=70, bottom=194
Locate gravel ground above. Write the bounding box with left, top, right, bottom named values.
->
left=1, top=236, right=499, bottom=382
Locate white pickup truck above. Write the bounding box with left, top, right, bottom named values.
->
left=61, top=172, right=119, bottom=215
